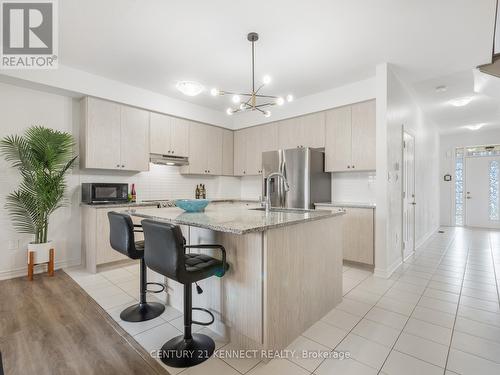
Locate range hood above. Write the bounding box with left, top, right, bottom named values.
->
left=150, top=153, right=189, bottom=166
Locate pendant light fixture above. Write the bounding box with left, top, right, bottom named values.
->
left=210, top=32, right=293, bottom=117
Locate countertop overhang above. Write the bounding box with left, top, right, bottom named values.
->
left=126, top=202, right=344, bottom=234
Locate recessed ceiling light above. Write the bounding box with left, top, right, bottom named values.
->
left=175, top=81, right=204, bottom=96
left=435, top=85, right=447, bottom=93
left=449, top=96, right=473, bottom=107
left=464, top=123, right=485, bottom=131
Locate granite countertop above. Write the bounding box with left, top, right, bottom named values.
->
left=315, top=202, right=376, bottom=209
left=80, top=199, right=259, bottom=209
left=126, top=202, right=345, bottom=235
left=80, top=201, right=160, bottom=209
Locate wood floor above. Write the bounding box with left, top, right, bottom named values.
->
left=0, top=271, right=168, bottom=375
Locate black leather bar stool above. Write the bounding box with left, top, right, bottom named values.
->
left=108, top=212, right=165, bottom=322
left=141, top=219, right=229, bottom=368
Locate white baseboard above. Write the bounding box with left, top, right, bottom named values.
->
left=0, top=258, right=81, bottom=281
left=374, top=257, right=402, bottom=279
left=415, top=225, right=440, bottom=249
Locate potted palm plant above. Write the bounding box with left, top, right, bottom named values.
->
left=1, top=126, right=77, bottom=266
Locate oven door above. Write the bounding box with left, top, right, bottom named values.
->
left=91, top=183, right=128, bottom=204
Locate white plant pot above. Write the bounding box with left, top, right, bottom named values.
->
left=27, top=241, right=52, bottom=264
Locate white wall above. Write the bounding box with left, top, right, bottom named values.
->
left=440, top=128, right=500, bottom=226
left=234, top=77, right=376, bottom=128
left=0, top=65, right=233, bottom=128
left=375, top=64, right=440, bottom=278
left=0, top=82, right=240, bottom=280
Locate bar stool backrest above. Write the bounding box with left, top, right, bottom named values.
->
left=108, top=211, right=143, bottom=259
left=141, top=219, right=186, bottom=282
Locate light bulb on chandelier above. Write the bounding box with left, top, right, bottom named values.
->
left=213, top=32, right=294, bottom=117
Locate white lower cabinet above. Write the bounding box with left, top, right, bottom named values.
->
left=82, top=206, right=131, bottom=273
left=317, top=205, right=375, bottom=265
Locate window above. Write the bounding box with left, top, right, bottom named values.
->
left=489, top=160, right=499, bottom=221
left=455, top=148, right=464, bottom=225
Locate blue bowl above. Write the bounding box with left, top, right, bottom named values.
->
left=175, top=199, right=210, bottom=212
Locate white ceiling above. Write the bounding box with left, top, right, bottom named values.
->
left=60, top=0, right=496, bottom=113
left=412, top=70, right=500, bottom=134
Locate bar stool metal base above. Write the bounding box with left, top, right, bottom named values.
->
left=160, top=333, right=215, bottom=368
left=120, top=302, right=165, bottom=322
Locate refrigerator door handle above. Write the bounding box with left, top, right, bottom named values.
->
left=281, top=159, right=287, bottom=207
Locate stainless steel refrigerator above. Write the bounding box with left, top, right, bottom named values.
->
left=262, top=148, right=331, bottom=209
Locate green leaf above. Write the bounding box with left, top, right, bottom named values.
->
left=1, top=126, right=77, bottom=243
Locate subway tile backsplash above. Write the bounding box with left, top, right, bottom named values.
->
left=331, top=171, right=376, bottom=203
left=78, top=163, right=241, bottom=202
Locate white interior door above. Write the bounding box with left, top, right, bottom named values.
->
left=465, top=156, right=500, bottom=229
left=403, top=132, right=415, bottom=258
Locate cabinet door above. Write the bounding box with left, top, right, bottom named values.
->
left=206, top=126, right=222, bottom=175
left=150, top=112, right=171, bottom=155
left=120, top=106, right=150, bottom=171
left=259, top=123, right=279, bottom=174
left=84, top=97, right=121, bottom=169
left=325, top=106, right=352, bottom=172
left=351, top=100, right=376, bottom=171
left=277, top=118, right=302, bottom=149
left=341, top=208, right=374, bottom=265
left=233, top=129, right=246, bottom=176
left=95, top=208, right=127, bottom=264
left=222, top=129, right=234, bottom=176
left=170, top=117, right=189, bottom=157
left=245, top=126, right=261, bottom=176
left=300, top=112, right=325, bottom=148
left=185, top=122, right=208, bottom=174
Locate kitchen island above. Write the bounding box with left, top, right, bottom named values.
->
left=128, top=202, right=345, bottom=355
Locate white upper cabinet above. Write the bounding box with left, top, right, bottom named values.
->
left=278, top=112, right=325, bottom=150
left=222, top=129, right=234, bottom=176
left=150, top=113, right=189, bottom=157
left=181, top=122, right=222, bottom=175
left=81, top=97, right=150, bottom=172
left=120, top=106, right=150, bottom=171
left=234, top=129, right=246, bottom=176
left=300, top=112, right=326, bottom=148
left=325, top=105, right=352, bottom=172
left=234, top=124, right=278, bottom=176
left=325, top=100, right=376, bottom=172
left=351, top=100, right=376, bottom=171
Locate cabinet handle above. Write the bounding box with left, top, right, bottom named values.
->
left=121, top=165, right=125, bottom=168
left=347, top=165, right=351, bottom=169
left=352, top=165, right=355, bottom=169
left=116, top=164, right=120, bottom=168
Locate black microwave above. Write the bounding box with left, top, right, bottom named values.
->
left=81, top=183, right=129, bottom=204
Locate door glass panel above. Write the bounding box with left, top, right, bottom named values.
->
left=455, top=148, right=464, bottom=226
left=489, top=160, right=499, bottom=221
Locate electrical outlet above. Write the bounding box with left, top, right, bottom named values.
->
left=8, top=239, right=19, bottom=250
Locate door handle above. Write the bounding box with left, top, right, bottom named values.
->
left=411, top=202, right=416, bottom=205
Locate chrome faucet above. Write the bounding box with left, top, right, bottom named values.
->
left=264, top=172, right=290, bottom=213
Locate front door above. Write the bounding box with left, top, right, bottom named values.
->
left=403, top=132, right=416, bottom=259
left=465, top=156, right=500, bottom=229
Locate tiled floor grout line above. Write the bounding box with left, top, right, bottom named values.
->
left=374, top=231, right=457, bottom=375
left=442, top=240, right=469, bottom=374
left=67, top=229, right=500, bottom=375
left=488, top=234, right=500, bottom=309
left=311, top=270, right=406, bottom=374
left=285, top=271, right=392, bottom=374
